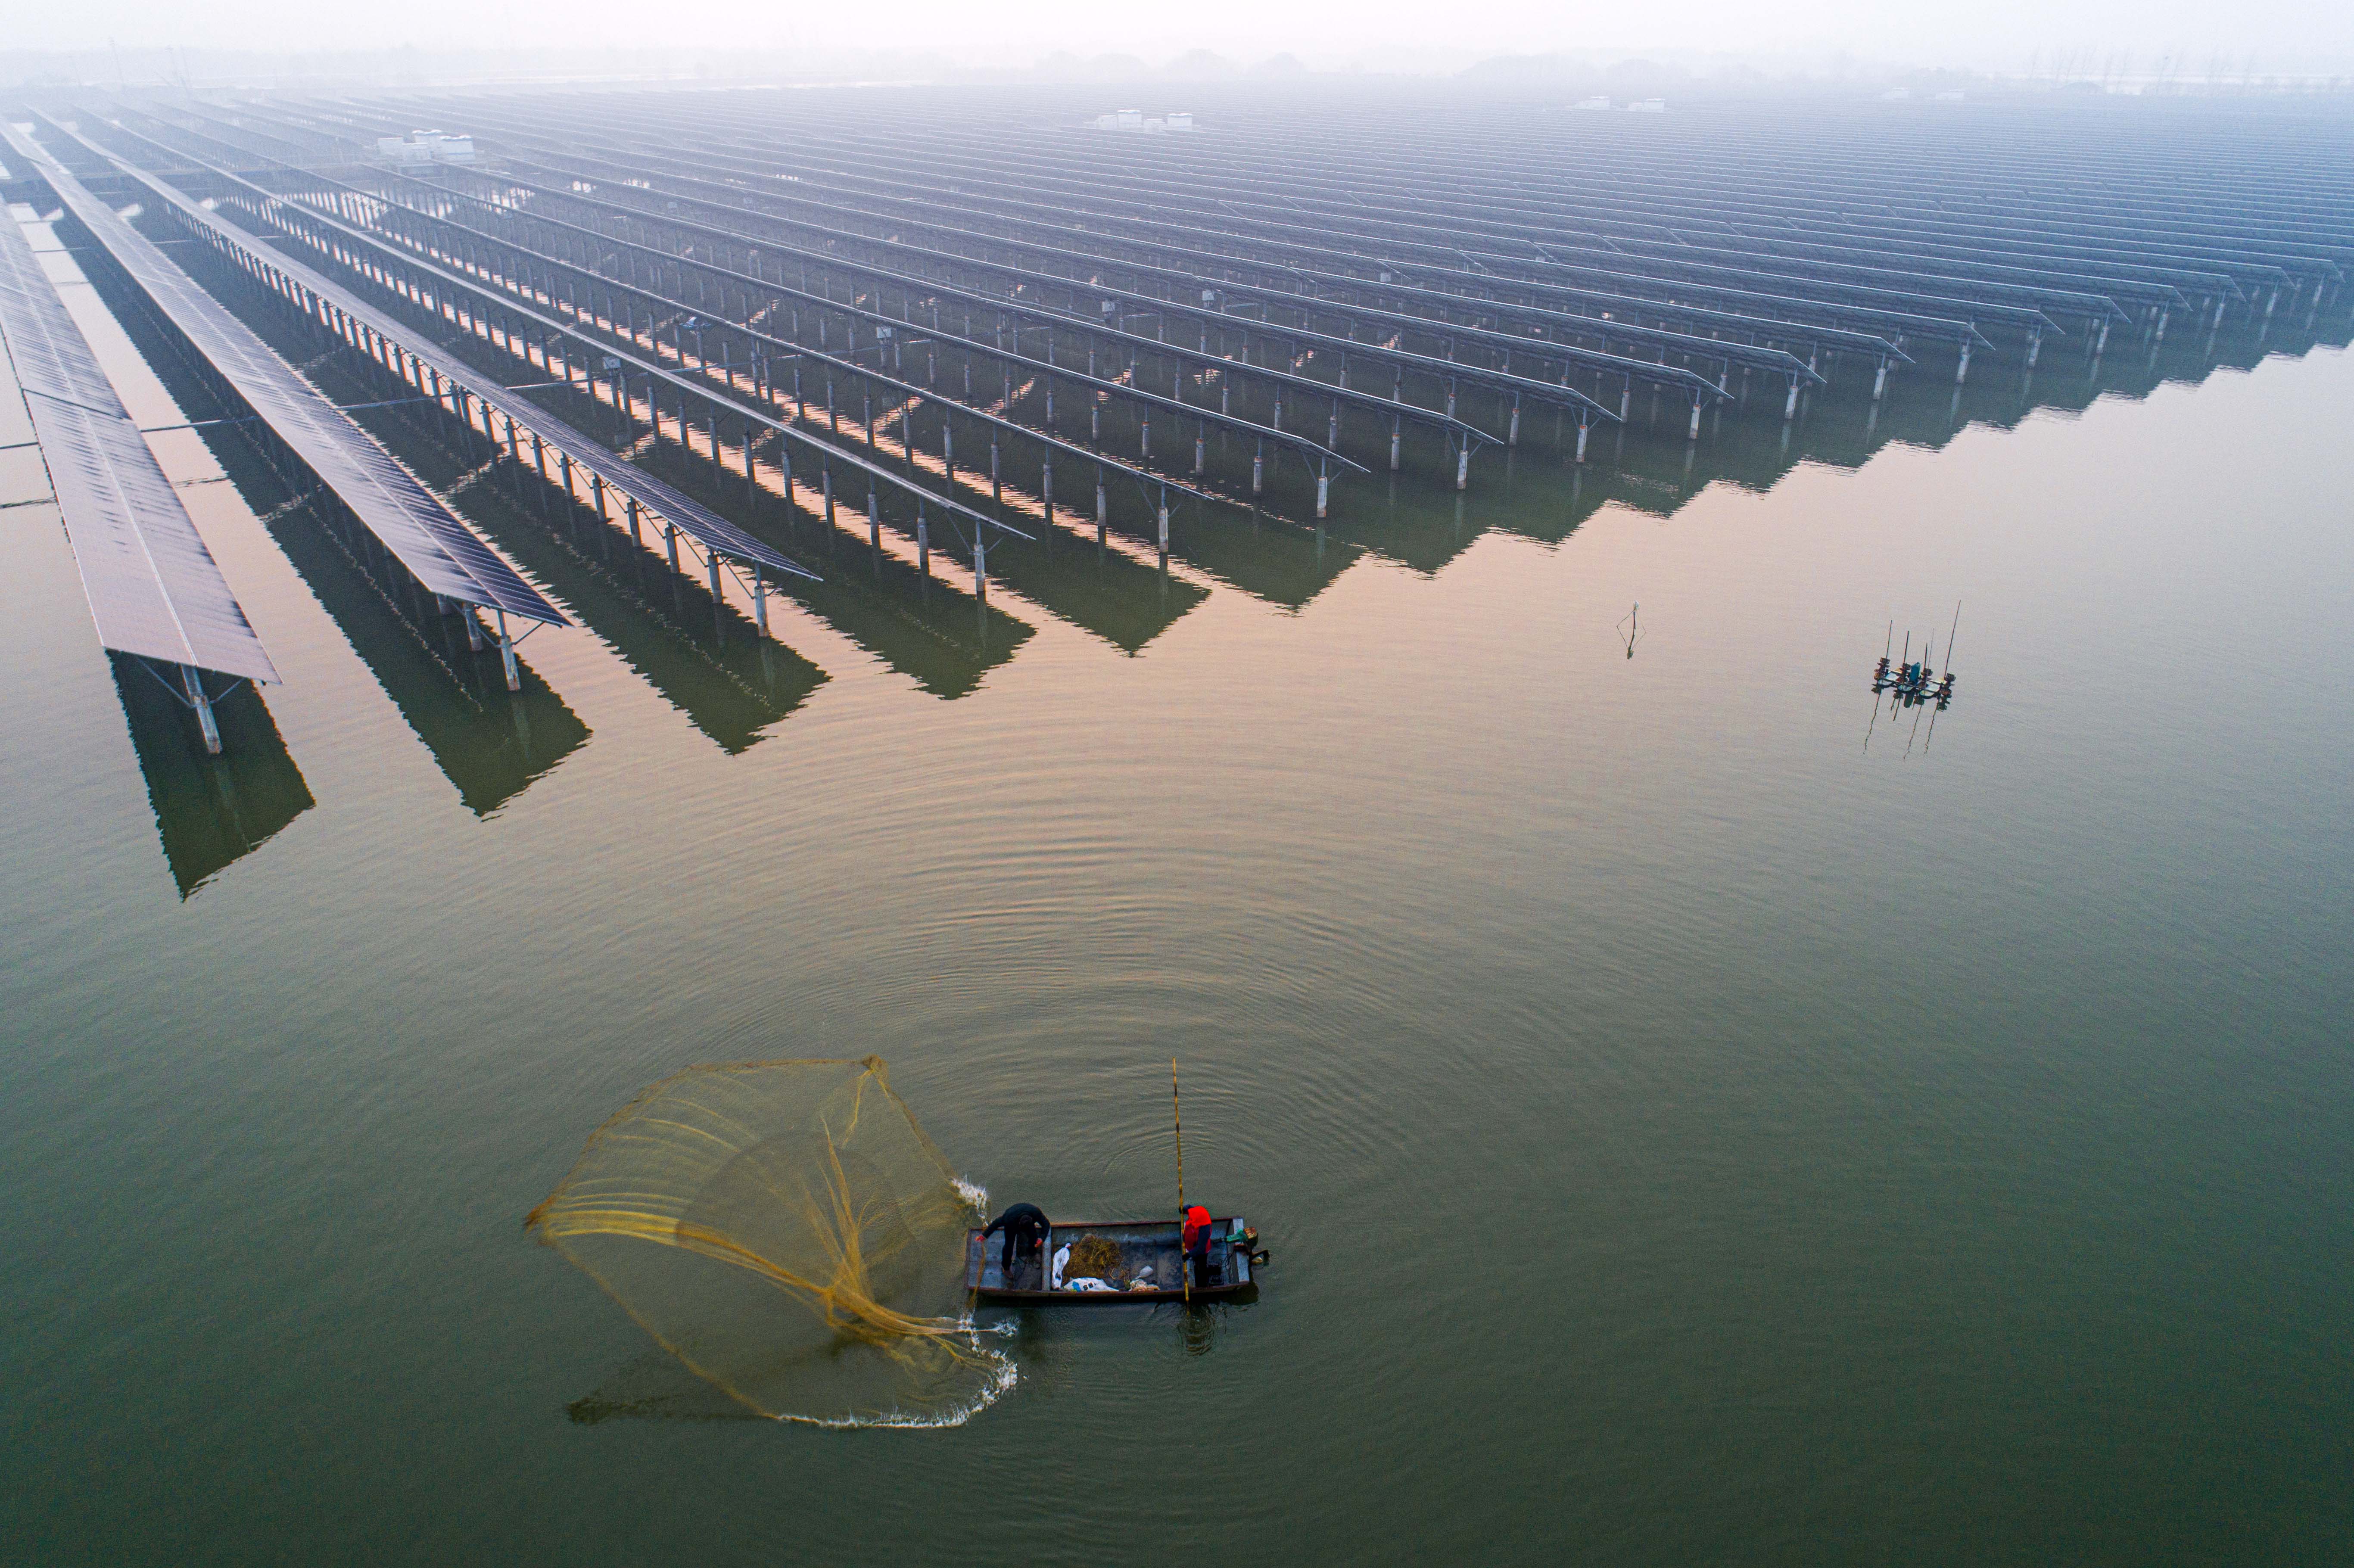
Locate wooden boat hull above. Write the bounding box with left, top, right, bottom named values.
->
left=966, top=1216, right=1255, bottom=1304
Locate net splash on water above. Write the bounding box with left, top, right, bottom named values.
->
left=526, top=1056, right=1007, bottom=1425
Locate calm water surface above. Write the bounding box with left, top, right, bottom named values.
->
left=2, top=209, right=2350, bottom=1565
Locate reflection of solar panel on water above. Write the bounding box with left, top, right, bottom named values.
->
left=106, top=652, right=313, bottom=897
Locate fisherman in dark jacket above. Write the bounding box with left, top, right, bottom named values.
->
left=983, top=1203, right=1051, bottom=1281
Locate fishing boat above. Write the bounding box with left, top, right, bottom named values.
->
left=965, top=1216, right=1261, bottom=1304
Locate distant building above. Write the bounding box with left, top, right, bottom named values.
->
left=1934, top=90, right=1966, bottom=102
left=373, top=130, right=476, bottom=166
left=1091, top=109, right=1198, bottom=133
left=1575, top=96, right=1612, bottom=110
left=1627, top=97, right=1667, bottom=113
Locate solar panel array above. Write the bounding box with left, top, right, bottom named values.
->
left=122, top=87, right=2354, bottom=495
left=9, top=85, right=2352, bottom=708
left=101, top=147, right=818, bottom=585
left=0, top=184, right=278, bottom=684
left=1, top=124, right=567, bottom=628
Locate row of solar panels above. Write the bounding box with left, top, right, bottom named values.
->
left=108, top=143, right=817, bottom=585
left=0, top=165, right=280, bottom=684
left=4, top=124, right=569, bottom=627
left=1, top=122, right=828, bottom=754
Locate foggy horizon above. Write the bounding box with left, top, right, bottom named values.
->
left=7, top=0, right=2354, bottom=87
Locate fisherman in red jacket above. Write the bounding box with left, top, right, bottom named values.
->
left=1181, top=1204, right=1215, bottom=1289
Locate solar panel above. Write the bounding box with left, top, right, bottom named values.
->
left=115, top=161, right=815, bottom=584
left=0, top=199, right=279, bottom=684
left=3, top=125, right=567, bottom=628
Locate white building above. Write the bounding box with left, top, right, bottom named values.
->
left=1092, top=109, right=1196, bottom=133
left=373, top=130, right=477, bottom=166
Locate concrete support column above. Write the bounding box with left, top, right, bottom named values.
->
left=495, top=610, right=520, bottom=691
left=181, top=665, right=221, bottom=755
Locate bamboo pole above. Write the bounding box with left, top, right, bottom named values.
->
left=1172, top=1058, right=1188, bottom=1305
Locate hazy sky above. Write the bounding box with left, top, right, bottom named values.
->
left=10, top=0, right=2352, bottom=75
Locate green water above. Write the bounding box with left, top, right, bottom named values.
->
left=2, top=210, right=2350, bottom=1565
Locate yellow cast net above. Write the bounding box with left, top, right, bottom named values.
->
left=525, top=1057, right=1007, bottom=1426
